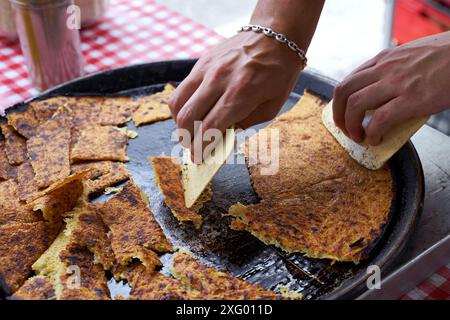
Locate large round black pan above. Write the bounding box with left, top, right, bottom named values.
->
left=1, top=59, right=424, bottom=299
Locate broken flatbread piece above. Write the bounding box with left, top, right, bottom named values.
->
left=0, top=179, right=41, bottom=225
left=132, top=83, right=175, bottom=126
left=10, top=276, right=56, bottom=300
left=70, top=161, right=130, bottom=194
left=64, top=203, right=115, bottom=270
left=122, top=263, right=199, bottom=300
left=15, top=161, right=39, bottom=201
left=151, top=156, right=209, bottom=228
left=1, top=123, right=27, bottom=165
left=228, top=92, right=393, bottom=263
left=7, top=107, right=39, bottom=139
left=98, top=96, right=139, bottom=126
left=0, top=221, right=52, bottom=295
left=27, top=106, right=72, bottom=188
left=96, top=181, right=173, bottom=270
left=0, top=141, right=12, bottom=181
left=32, top=232, right=110, bottom=300
left=70, top=125, right=129, bottom=163
left=171, top=252, right=278, bottom=300
left=31, top=96, right=75, bottom=123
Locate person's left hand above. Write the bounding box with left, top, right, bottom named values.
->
left=332, top=31, right=450, bottom=146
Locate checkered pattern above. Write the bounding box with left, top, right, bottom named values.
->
left=401, top=264, right=450, bottom=300
left=0, top=0, right=223, bottom=114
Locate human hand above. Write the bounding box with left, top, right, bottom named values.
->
left=332, top=31, right=450, bottom=146
left=168, top=31, right=303, bottom=152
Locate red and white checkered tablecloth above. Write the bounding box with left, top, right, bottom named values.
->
left=0, top=0, right=223, bottom=114
left=401, top=264, right=450, bottom=300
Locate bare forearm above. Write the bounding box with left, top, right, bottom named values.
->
left=250, top=0, right=324, bottom=51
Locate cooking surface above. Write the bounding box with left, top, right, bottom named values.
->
left=1, top=61, right=424, bottom=299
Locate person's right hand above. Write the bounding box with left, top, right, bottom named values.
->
left=168, top=31, right=304, bottom=153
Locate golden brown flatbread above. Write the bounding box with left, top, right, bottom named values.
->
left=0, top=179, right=41, bottom=226
left=31, top=172, right=85, bottom=226
left=10, top=276, right=56, bottom=300
left=132, top=84, right=175, bottom=126
left=0, top=141, right=12, bottom=181
left=0, top=123, right=27, bottom=165
left=7, top=107, right=39, bottom=139
left=33, top=232, right=110, bottom=300
left=70, top=161, right=130, bottom=194
left=64, top=203, right=115, bottom=270
left=96, top=181, right=173, bottom=270
left=122, top=252, right=278, bottom=300
left=15, top=161, right=39, bottom=201
left=70, top=125, right=129, bottom=163
left=228, top=92, right=393, bottom=263
left=27, top=106, right=72, bottom=189
left=151, top=156, right=204, bottom=228
left=67, top=97, right=104, bottom=127
left=171, top=252, right=278, bottom=300
left=31, top=96, right=75, bottom=123
left=123, top=263, right=199, bottom=300
left=98, top=97, right=139, bottom=126
left=0, top=221, right=52, bottom=295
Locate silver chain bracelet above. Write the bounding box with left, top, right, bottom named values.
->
left=238, top=24, right=307, bottom=67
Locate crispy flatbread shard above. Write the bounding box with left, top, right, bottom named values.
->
left=151, top=156, right=205, bottom=228
left=0, top=141, right=12, bottom=181
left=27, top=107, right=72, bottom=188
left=15, top=161, right=40, bottom=201
left=67, top=97, right=104, bottom=127
left=31, top=96, right=75, bottom=123
left=0, top=222, right=52, bottom=295
left=30, top=172, right=86, bottom=239
left=96, top=181, right=173, bottom=269
left=70, top=161, right=130, bottom=194
left=229, top=92, right=393, bottom=263
left=0, top=180, right=41, bottom=225
left=64, top=204, right=115, bottom=270
left=131, top=83, right=175, bottom=126
left=33, top=232, right=110, bottom=300
left=10, top=276, right=56, bottom=300
left=171, top=252, right=278, bottom=300
left=123, top=263, right=199, bottom=300
left=0, top=123, right=27, bottom=165
left=98, top=97, right=139, bottom=126
left=6, top=107, right=39, bottom=138
left=70, top=125, right=129, bottom=163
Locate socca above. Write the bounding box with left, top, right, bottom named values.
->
left=132, top=83, right=175, bottom=126
left=0, top=123, right=27, bottom=165
left=70, top=161, right=130, bottom=195
left=96, top=181, right=173, bottom=270
left=151, top=156, right=211, bottom=228
left=228, top=92, right=393, bottom=263
left=27, top=106, right=72, bottom=189
left=70, top=125, right=129, bottom=163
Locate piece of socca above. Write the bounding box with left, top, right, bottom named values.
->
left=228, top=92, right=393, bottom=263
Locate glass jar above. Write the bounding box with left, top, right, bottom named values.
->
left=0, top=0, right=16, bottom=39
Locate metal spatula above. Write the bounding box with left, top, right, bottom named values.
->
left=181, top=128, right=236, bottom=208
left=322, top=101, right=429, bottom=170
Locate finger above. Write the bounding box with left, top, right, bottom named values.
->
left=344, top=81, right=397, bottom=142
left=168, top=72, right=203, bottom=119
left=332, top=67, right=379, bottom=135
left=176, top=79, right=223, bottom=142
left=190, top=92, right=261, bottom=161
left=236, top=100, right=280, bottom=129
left=365, top=96, right=408, bottom=146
